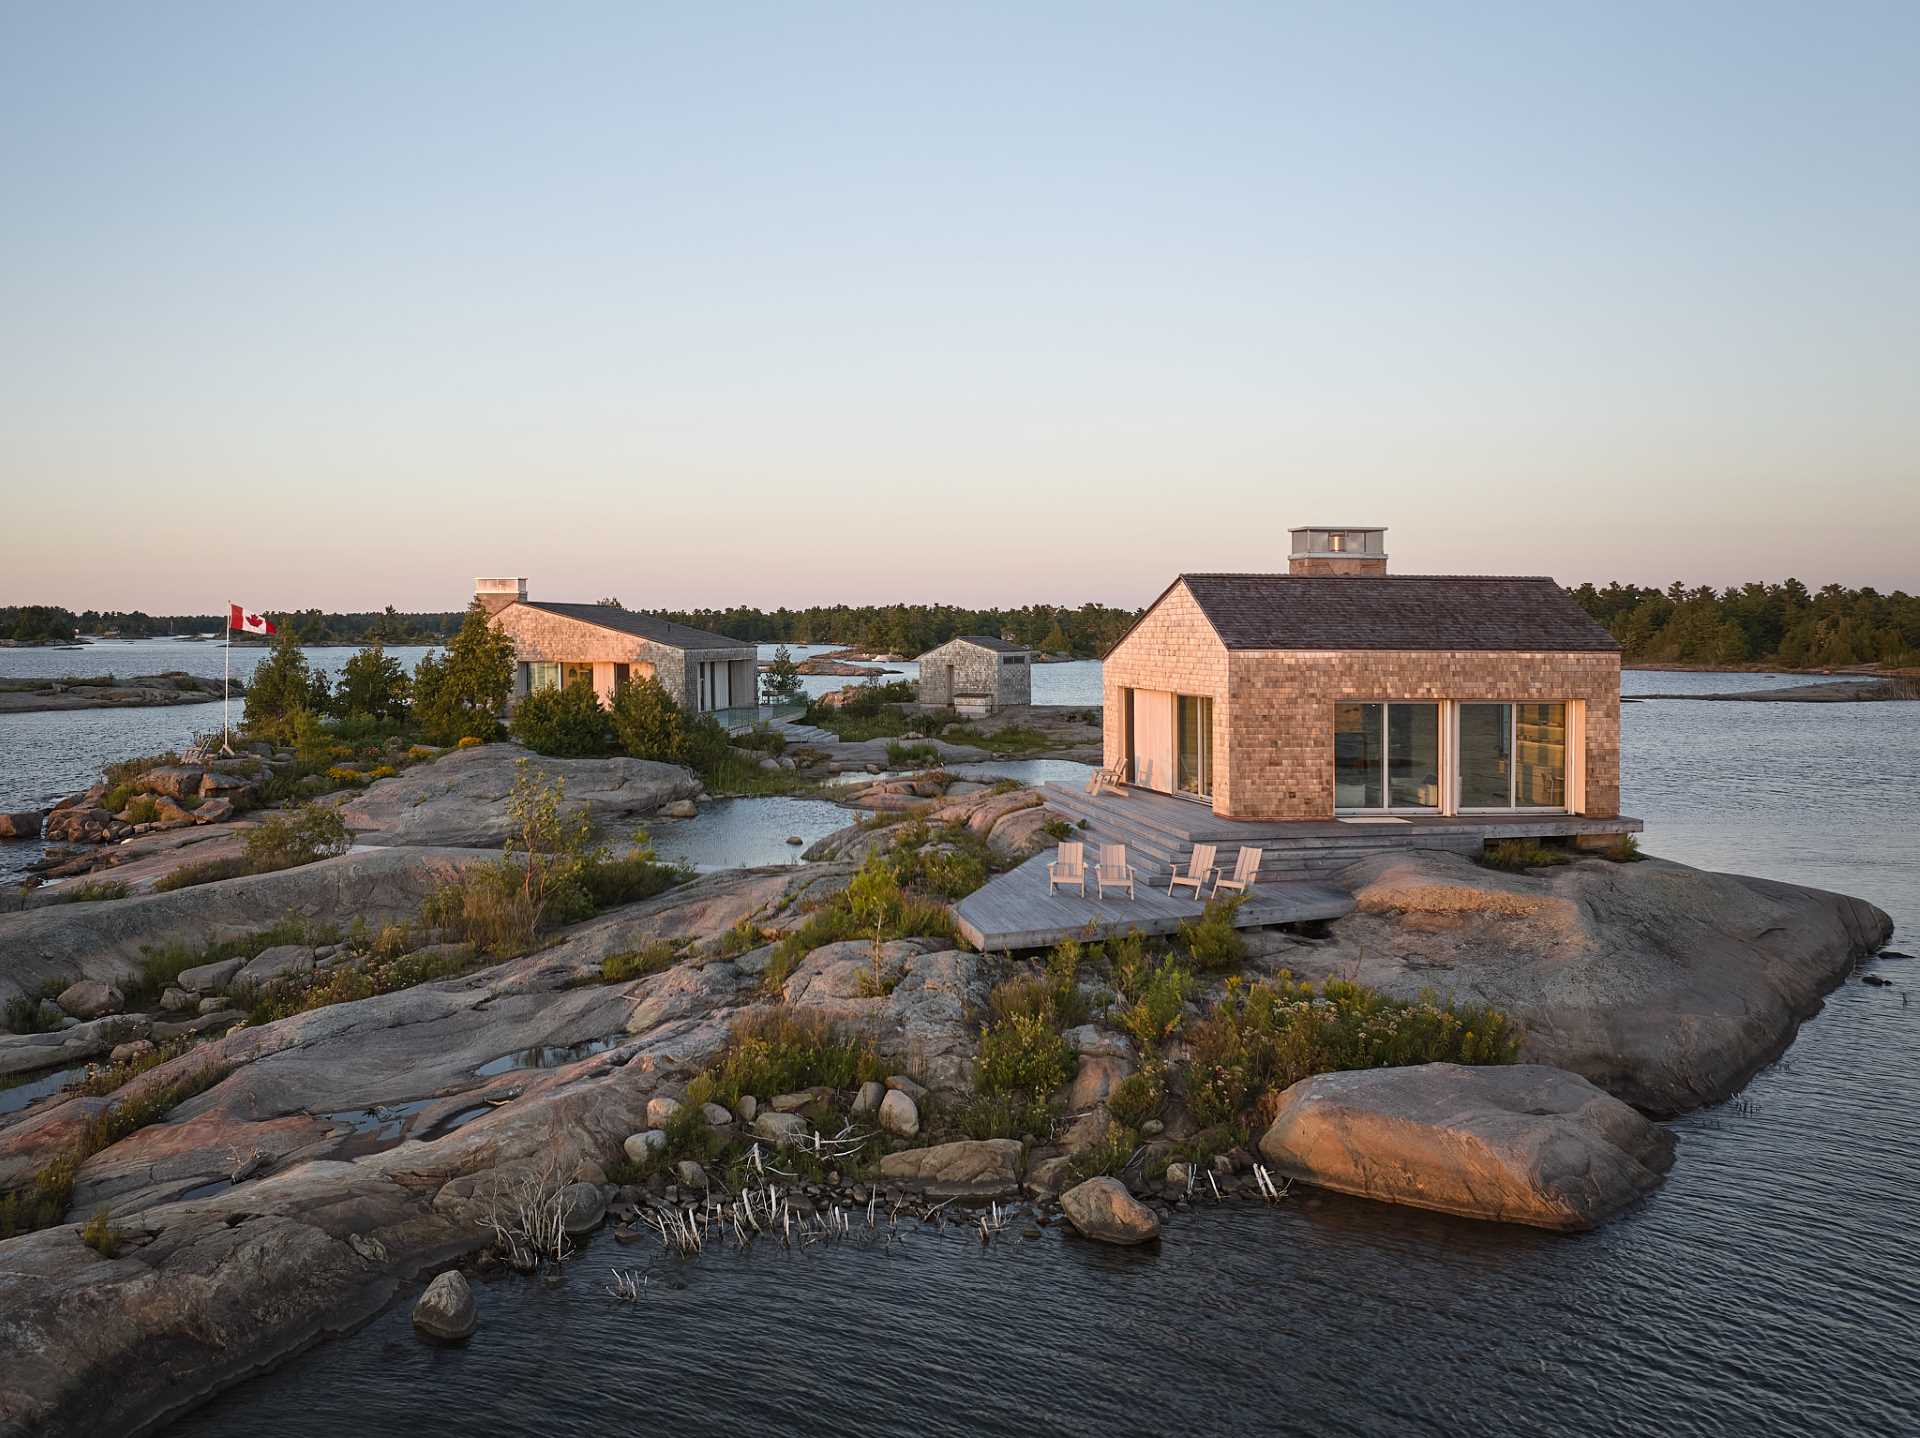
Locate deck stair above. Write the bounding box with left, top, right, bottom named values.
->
left=1039, top=782, right=1640, bottom=887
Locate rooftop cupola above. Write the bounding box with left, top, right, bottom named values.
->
left=474, top=577, right=528, bottom=615
left=1288, top=527, right=1387, bottom=576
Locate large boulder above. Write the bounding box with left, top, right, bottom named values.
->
left=877, top=1088, right=919, bottom=1138
left=876, top=1139, right=1022, bottom=1192
left=233, top=946, right=317, bottom=989
left=1257, top=1063, right=1675, bottom=1231
left=412, top=1271, right=478, bottom=1342
left=0, top=811, right=42, bottom=840
left=1059, top=1176, right=1161, bottom=1245
left=752, top=1111, right=809, bottom=1145
left=1307, top=852, right=1894, bottom=1115
left=177, top=957, right=247, bottom=994
left=334, top=745, right=702, bottom=848
left=55, top=980, right=123, bottom=1020
left=135, top=765, right=205, bottom=799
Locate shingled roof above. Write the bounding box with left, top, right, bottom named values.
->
left=521, top=602, right=750, bottom=651
left=1167, top=575, right=1620, bottom=653
left=946, top=635, right=1028, bottom=653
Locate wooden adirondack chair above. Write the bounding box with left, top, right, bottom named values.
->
left=1086, top=760, right=1128, bottom=797
left=1095, top=843, right=1137, bottom=900
left=1212, top=846, right=1263, bottom=897
left=1167, top=842, right=1218, bottom=898
left=1047, top=841, right=1087, bottom=896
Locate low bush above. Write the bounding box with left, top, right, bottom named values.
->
left=760, top=852, right=955, bottom=993
left=48, top=880, right=131, bottom=904
left=81, top=1206, right=123, bottom=1258
left=1106, top=1065, right=1163, bottom=1128
left=599, top=942, right=683, bottom=984
left=1481, top=839, right=1573, bottom=872
left=132, top=917, right=336, bottom=1005
left=1068, top=1118, right=1142, bottom=1181
left=152, top=856, right=252, bottom=892
left=1178, top=895, right=1246, bottom=972
left=244, top=802, right=352, bottom=871
left=609, top=675, right=687, bottom=762
left=1115, top=953, right=1194, bottom=1050
left=510, top=680, right=615, bottom=757
left=122, top=795, right=159, bottom=824
left=885, top=740, right=939, bottom=767
left=78, top=1036, right=193, bottom=1097
left=708, top=1010, right=880, bottom=1108
left=245, top=942, right=491, bottom=1025
left=1186, top=974, right=1523, bottom=1127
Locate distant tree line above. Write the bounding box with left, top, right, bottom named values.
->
left=0, top=606, right=468, bottom=644
left=1570, top=581, right=1920, bottom=667
left=650, top=602, right=1145, bottom=657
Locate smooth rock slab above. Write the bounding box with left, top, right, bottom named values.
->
left=876, top=1139, right=1022, bottom=1189
left=1257, top=1062, right=1676, bottom=1232
left=412, top=1270, right=478, bottom=1342
left=177, top=957, right=246, bottom=994
left=234, top=945, right=317, bottom=988
left=1060, top=1176, right=1161, bottom=1245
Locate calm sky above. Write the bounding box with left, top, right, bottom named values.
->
left=3, top=1, right=1916, bottom=613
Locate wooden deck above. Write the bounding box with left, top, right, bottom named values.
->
left=953, top=852, right=1354, bottom=952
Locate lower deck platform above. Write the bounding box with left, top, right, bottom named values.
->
left=952, top=851, right=1355, bottom=952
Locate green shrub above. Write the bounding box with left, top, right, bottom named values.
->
left=1186, top=974, right=1524, bottom=1127
left=1178, top=895, right=1246, bottom=972
left=49, top=880, right=131, bottom=904
left=1107, top=1066, right=1162, bottom=1128
left=81, top=1207, right=123, bottom=1257
left=577, top=845, right=687, bottom=910
left=78, top=1037, right=193, bottom=1097
left=974, top=1009, right=1071, bottom=1102
left=510, top=680, right=615, bottom=757
left=1481, top=839, right=1573, bottom=872
left=955, top=1091, right=1053, bottom=1141
left=760, top=860, right=954, bottom=994
left=133, top=917, right=335, bottom=1005
left=1041, top=816, right=1073, bottom=841
left=1068, top=1118, right=1141, bottom=1181
left=1115, top=955, right=1193, bottom=1050
left=708, top=1010, right=880, bottom=1108
left=333, top=640, right=411, bottom=722
left=885, top=740, right=939, bottom=767
left=244, top=801, right=353, bottom=872
left=152, top=856, right=252, bottom=892
left=610, top=675, right=687, bottom=762
left=122, top=794, right=159, bottom=824
left=599, top=942, right=682, bottom=983
left=411, top=603, right=515, bottom=745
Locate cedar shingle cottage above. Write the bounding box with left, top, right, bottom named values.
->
left=1100, top=528, right=1622, bottom=822
left=915, top=635, right=1032, bottom=713
left=476, top=578, right=757, bottom=714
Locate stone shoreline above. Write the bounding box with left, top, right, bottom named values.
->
left=0, top=747, right=1897, bottom=1436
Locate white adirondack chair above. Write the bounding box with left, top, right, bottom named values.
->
left=1095, top=844, right=1137, bottom=900
left=1167, top=842, right=1218, bottom=898
left=1086, top=760, right=1128, bottom=797
left=1047, top=842, right=1087, bottom=896
left=1212, top=846, right=1263, bottom=897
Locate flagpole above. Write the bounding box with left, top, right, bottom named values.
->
left=222, top=605, right=233, bottom=755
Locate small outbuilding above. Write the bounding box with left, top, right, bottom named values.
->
left=916, top=636, right=1032, bottom=714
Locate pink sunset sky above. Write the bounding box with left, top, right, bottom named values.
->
left=4, top=3, right=1915, bottom=613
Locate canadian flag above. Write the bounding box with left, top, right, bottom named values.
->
left=229, top=604, right=277, bottom=636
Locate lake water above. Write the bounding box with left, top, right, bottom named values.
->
left=140, top=666, right=1916, bottom=1436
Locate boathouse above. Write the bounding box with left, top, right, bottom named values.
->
left=915, top=636, right=1032, bottom=714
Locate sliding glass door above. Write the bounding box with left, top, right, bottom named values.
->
left=1176, top=695, right=1213, bottom=799
left=1334, top=702, right=1440, bottom=812
left=1457, top=702, right=1567, bottom=810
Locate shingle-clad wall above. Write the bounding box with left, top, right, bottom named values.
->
left=491, top=605, right=755, bottom=711
left=1103, top=578, right=1622, bottom=820
left=1102, top=581, right=1232, bottom=800
left=1223, top=649, right=1621, bottom=819
left=918, top=640, right=1032, bottom=709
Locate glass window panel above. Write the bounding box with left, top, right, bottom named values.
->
left=1334, top=703, right=1383, bottom=809
left=1387, top=703, right=1441, bottom=808
left=1514, top=703, right=1568, bottom=808
left=529, top=662, right=562, bottom=693
left=1458, top=703, right=1513, bottom=808
left=1177, top=695, right=1213, bottom=797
